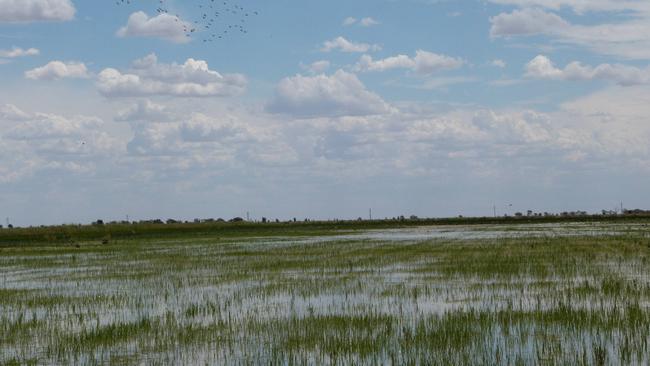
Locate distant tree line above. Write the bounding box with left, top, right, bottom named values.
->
left=3, top=208, right=650, bottom=230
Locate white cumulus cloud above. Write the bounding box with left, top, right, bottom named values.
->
left=179, top=113, right=250, bottom=143
left=356, top=50, right=464, bottom=75
left=487, top=0, right=650, bottom=14
left=0, top=104, right=119, bottom=162
left=343, top=17, right=380, bottom=27
left=342, top=17, right=357, bottom=26
left=0, top=0, right=74, bottom=23
left=360, top=17, right=380, bottom=27
left=267, top=70, right=392, bottom=118
left=25, top=61, right=89, bottom=80
left=117, top=11, right=191, bottom=44
left=526, top=55, right=650, bottom=86
left=300, top=60, right=331, bottom=74
left=321, top=37, right=381, bottom=53
left=0, top=103, right=31, bottom=120
left=489, top=4, right=650, bottom=60
left=490, top=8, right=569, bottom=38
left=115, top=100, right=174, bottom=122
left=96, top=54, right=247, bottom=97
left=0, top=47, right=39, bottom=58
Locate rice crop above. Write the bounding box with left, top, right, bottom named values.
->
left=1, top=222, right=650, bottom=364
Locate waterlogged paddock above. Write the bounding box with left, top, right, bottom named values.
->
left=2, top=222, right=650, bottom=364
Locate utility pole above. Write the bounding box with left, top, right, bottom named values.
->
left=369, top=208, right=372, bottom=220
left=493, top=205, right=497, bottom=218
left=621, top=202, right=624, bottom=214
left=246, top=211, right=250, bottom=221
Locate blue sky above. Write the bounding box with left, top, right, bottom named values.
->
left=1, top=0, right=650, bottom=226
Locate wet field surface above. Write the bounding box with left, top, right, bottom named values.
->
left=2, top=222, right=650, bottom=365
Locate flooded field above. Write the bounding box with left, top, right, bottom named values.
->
left=2, top=221, right=650, bottom=365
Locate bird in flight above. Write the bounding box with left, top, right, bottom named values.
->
left=114, top=0, right=260, bottom=44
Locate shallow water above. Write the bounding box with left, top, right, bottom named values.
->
left=240, top=222, right=650, bottom=248
left=330, top=221, right=650, bottom=241
left=1, top=222, right=650, bottom=365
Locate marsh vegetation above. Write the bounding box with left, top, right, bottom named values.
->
left=1, top=222, right=650, bottom=364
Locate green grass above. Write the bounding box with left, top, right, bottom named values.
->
left=1, top=213, right=649, bottom=246
left=1, top=221, right=650, bottom=364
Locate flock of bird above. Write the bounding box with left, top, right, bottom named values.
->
left=115, top=0, right=260, bottom=43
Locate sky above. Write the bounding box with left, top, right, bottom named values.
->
left=1, top=0, right=649, bottom=226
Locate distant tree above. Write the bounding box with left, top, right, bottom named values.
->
left=94, top=220, right=104, bottom=225
left=230, top=217, right=244, bottom=222
left=8, top=224, right=13, bottom=229
left=261, top=217, right=267, bottom=223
